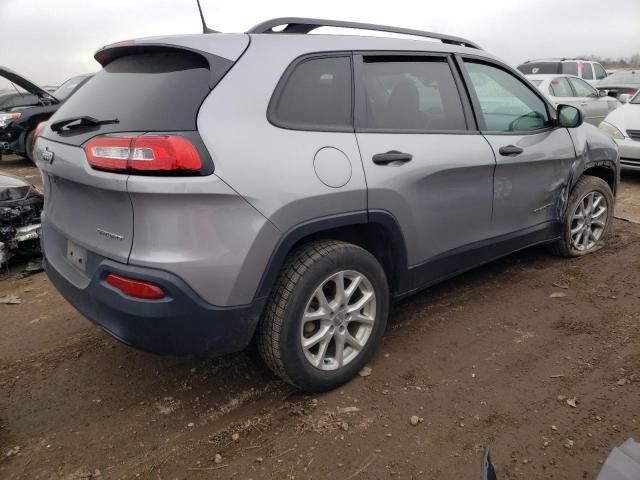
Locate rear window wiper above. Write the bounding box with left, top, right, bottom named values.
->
left=50, top=116, right=119, bottom=132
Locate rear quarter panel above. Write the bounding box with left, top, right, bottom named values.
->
left=196, top=36, right=368, bottom=231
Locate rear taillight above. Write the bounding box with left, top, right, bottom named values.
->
left=105, top=273, right=166, bottom=300
left=33, top=121, right=47, bottom=146
left=84, top=134, right=202, bottom=173
left=625, top=89, right=638, bottom=96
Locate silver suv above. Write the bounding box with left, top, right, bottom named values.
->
left=35, top=18, right=619, bottom=392
left=517, top=58, right=608, bottom=87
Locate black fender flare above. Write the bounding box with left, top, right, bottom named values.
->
left=561, top=158, right=619, bottom=218
left=252, top=210, right=410, bottom=301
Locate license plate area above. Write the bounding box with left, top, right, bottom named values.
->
left=67, top=240, right=87, bottom=272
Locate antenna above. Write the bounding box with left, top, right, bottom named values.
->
left=196, top=0, right=217, bottom=33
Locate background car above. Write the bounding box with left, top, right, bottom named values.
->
left=0, top=68, right=92, bottom=162
left=527, top=74, right=620, bottom=125
left=517, top=58, right=608, bottom=86
left=596, top=70, right=640, bottom=102
left=0, top=91, right=39, bottom=110
left=599, top=91, right=640, bottom=170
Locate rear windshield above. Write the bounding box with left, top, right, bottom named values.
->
left=48, top=51, right=211, bottom=144
left=517, top=62, right=561, bottom=75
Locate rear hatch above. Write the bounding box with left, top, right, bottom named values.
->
left=36, top=34, right=249, bottom=281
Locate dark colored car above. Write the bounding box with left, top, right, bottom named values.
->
left=0, top=68, right=92, bottom=162
left=597, top=70, right=640, bottom=101
left=0, top=91, right=39, bottom=110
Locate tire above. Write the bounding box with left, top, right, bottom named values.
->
left=24, top=130, right=35, bottom=163
left=256, top=240, right=389, bottom=392
left=550, top=175, right=614, bottom=257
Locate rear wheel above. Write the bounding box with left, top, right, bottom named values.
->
left=24, top=129, right=35, bottom=163
left=551, top=175, right=614, bottom=257
left=256, top=240, right=389, bottom=392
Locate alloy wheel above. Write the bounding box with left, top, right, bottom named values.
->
left=300, top=270, right=376, bottom=370
left=570, top=191, right=608, bottom=251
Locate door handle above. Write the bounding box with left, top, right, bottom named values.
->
left=498, top=145, right=523, bottom=156
left=372, top=150, right=413, bottom=165
left=580, top=102, right=588, bottom=106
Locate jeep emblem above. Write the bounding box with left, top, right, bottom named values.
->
left=42, top=148, right=55, bottom=164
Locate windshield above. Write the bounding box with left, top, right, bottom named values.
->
left=601, top=71, right=639, bottom=84
left=632, top=92, right=640, bottom=104
left=53, top=75, right=88, bottom=101
left=0, top=78, right=38, bottom=110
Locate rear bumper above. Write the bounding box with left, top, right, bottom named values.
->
left=44, top=253, right=266, bottom=356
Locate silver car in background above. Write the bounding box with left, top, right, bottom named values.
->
left=599, top=91, right=640, bottom=170
left=527, top=74, right=620, bottom=126
left=517, top=58, right=608, bottom=86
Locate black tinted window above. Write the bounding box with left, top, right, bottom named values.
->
left=270, top=56, right=352, bottom=130
left=561, top=62, right=579, bottom=76
left=361, top=57, right=466, bottom=131
left=517, top=62, right=561, bottom=75
left=49, top=51, right=211, bottom=143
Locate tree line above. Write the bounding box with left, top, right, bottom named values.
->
left=582, top=54, right=640, bottom=68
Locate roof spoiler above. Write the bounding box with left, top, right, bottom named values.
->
left=93, top=44, right=234, bottom=90
left=246, top=17, right=481, bottom=50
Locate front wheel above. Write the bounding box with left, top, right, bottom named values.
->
left=551, top=175, right=614, bottom=257
left=256, top=240, right=389, bottom=392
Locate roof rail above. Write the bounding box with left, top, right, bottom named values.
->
left=247, top=17, right=482, bottom=50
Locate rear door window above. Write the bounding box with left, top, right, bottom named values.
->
left=269, top=56, right=352, bottom=131
left=561, top=62, right=579, bottom=76
left=464, top=60, right=550, bottom=133
left=549, top=77, right=573, bottom=97
left=359, top=56, right=467, bottom=131
left=48, top=51, right=213, bottom=145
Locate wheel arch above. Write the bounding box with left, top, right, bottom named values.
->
left=578, top=161, right=618, bottom=195
left=563, top=159, right=618, bottom=217
left=253, top=211, right=410, bottom=302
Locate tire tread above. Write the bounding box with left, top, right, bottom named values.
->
left=256, top=240, right=354, bottom=388
left=550, top=175, right=614, bottom=257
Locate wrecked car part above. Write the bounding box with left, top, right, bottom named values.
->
left=0, top=173, right=43, bottom=270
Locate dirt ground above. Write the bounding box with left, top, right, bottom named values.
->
left=1, top=155, right=640, bottom=480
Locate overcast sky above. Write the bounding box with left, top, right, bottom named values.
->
left=1, top=0, right=639, bottom=85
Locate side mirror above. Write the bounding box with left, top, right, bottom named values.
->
left=599, top=90, right=609, bottom=97
left=557, top=104, right=583, bottom=128
left=619, top=94, right=631, bottom=104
